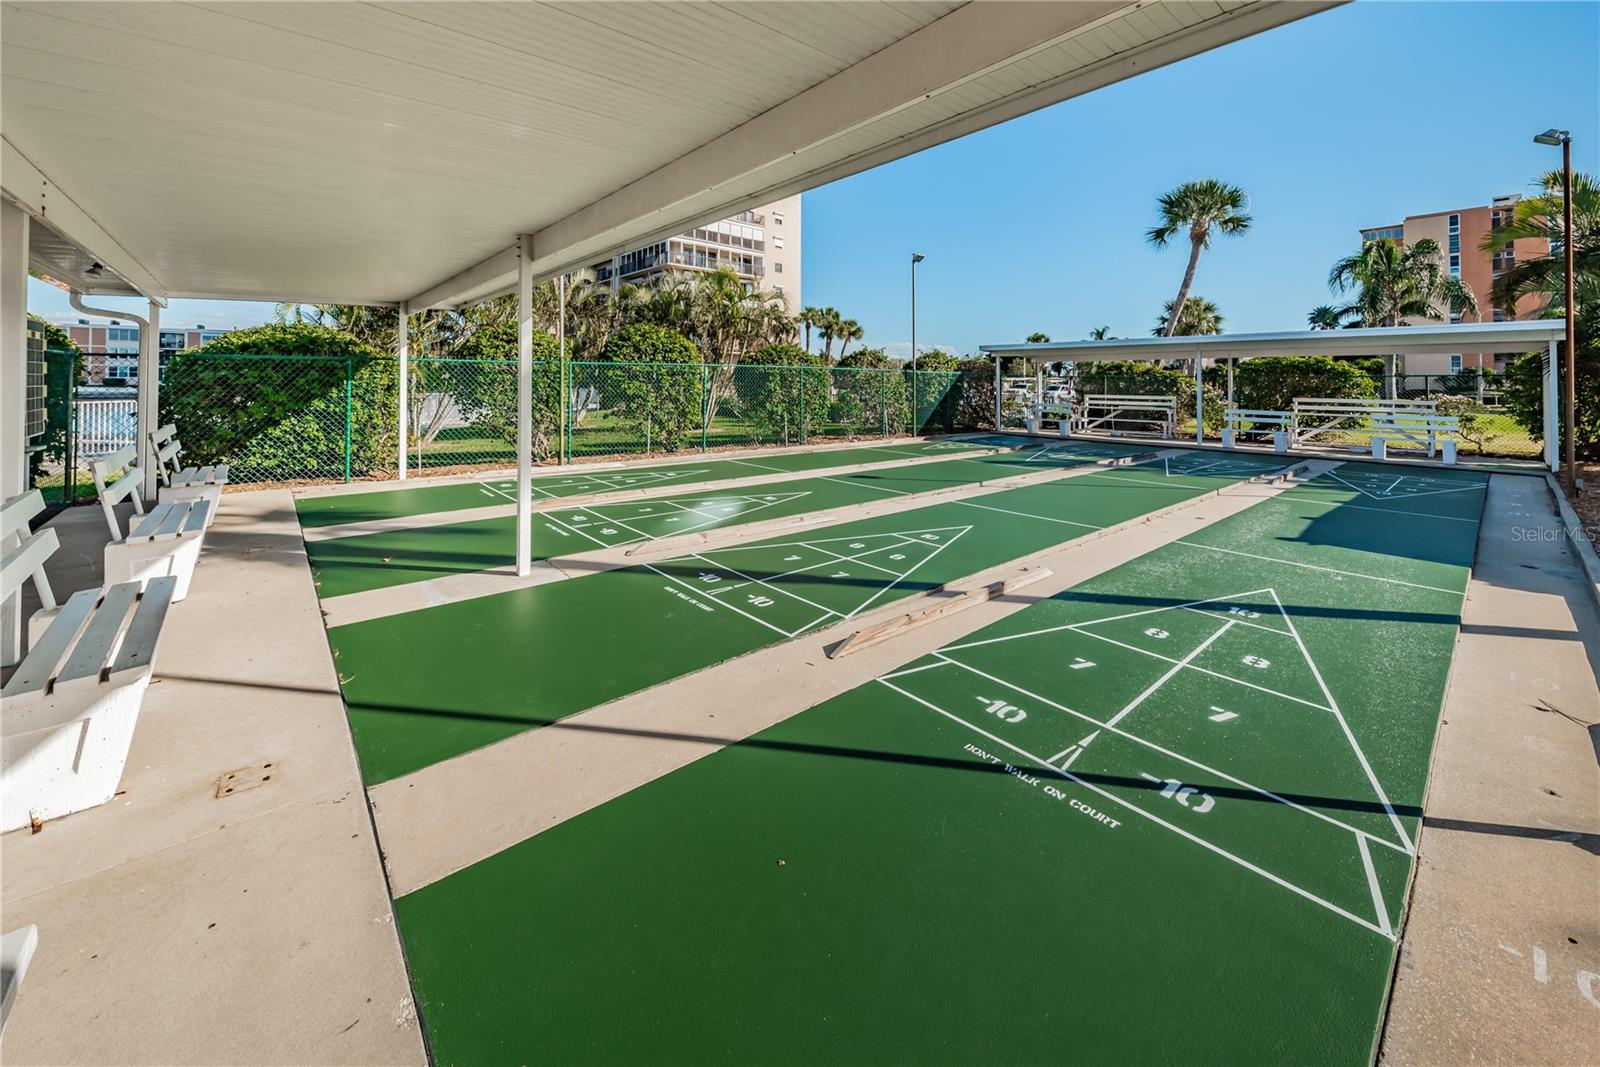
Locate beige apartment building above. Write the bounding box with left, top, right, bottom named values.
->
left=60, top=319, right=225, bottom=384
left=592, top=194, right=801, bottom=313
left=1359, top=195, right=1549, bottom=376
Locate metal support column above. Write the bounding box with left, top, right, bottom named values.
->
left=397, top=303, right=409, bottom=479
left=993, top=356, right=1002, bottom=432
left=516, top=236, right=534, bottom=576
left=1544, top=338, right=1560, bottom=473
left=1, top=200, right=29, bottom=666
left=138, top=299, right=160, bottom=499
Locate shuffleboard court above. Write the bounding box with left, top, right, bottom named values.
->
left=295, top=438, right=994, bottom=527
left=304, top=439, right=1149, bottom=599
left=327, top=450, right=1285, bottom=784
left=390, top=464, right=1486, bottom=1065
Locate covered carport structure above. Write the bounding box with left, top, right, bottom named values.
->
left=980, top=320, right=1567, bottom=467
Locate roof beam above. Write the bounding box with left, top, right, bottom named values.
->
left=410, top=0, right=1340, bottom=308
left=1, top=137, right=168, bottom=305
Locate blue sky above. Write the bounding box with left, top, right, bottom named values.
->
left=30, top=1, right=1599, bottom=355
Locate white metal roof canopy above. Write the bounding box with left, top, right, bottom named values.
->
left=979, top=321, right=1568, bottom=364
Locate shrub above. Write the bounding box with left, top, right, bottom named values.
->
left=740, top=343, right=828, bottom=443
left=599, top=324, right=703, bottom=452
left=161, top=324, right=397, bottom=482
left=1434, top=395, right=1491, bottom=454
left=444, top=322, right=566, bottom=460
left=832, top=347, right=910, bottom=436
left=1232, top=356, right=1377, bottom=412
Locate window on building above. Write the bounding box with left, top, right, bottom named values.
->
left=773, top=285, right=783, bottom=295
left=1448, top=213, right=1460, bottom=233
left=1448, top=233, right=1460, bottom=253
left=773, top=261, right=782, bottom=273
left=773, top=212, right=784, bottom=225
left=773, top=235, right=784, bottom=249
left=1492, top=309, right=1506, bottom=322
left=1450, top=354, right=1462, bottom=374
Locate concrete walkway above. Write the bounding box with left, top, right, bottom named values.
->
left=1380, top=475, right=1600, bottom=1064
left=1, top=494, right=424, bottom=1065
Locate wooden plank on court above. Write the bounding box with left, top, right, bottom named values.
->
left=826, top=564, right=1051, bottom=659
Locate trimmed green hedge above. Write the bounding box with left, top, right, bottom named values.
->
left=599, top=324, right=703, bottom=452
left=161, top=324, right=397, bottom=482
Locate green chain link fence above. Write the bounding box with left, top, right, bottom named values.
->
left=149, top=353, right=976, bottom=486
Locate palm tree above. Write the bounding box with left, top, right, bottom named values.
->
left=1327, top=237, right=1479, bottom=327
left=816, top=307, right=843, bottom=360
left=1026, top=332, right=1051, bottom=343
left=799, top=306, right=825, bottom=354
left=1307, top=305, right=1343, bottom=330
left=1152, top=296, right=1224, bottom=337
left=1480, top=170, right=1599, bottom=319
left=1147, top=179, right=1252, bottom=337
left=1087, top=326, right=1111, bottom=340
left=836, top=318, right=864, bottom=358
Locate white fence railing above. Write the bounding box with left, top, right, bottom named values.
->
left=75, top=398, right=138, bottom=458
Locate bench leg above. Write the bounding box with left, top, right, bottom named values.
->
left=1273, top=430, right=1288, bottom=453
left=1221, top=428, right=1235, bottom=449
left=1, top=673, right=151, bottom=832
left=1371, top=437, right=1387, bottom=461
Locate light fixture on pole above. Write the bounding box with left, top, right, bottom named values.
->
left=911, top=253, right=925, bottom=431
left=1534, top=128, right=1576, bottom=495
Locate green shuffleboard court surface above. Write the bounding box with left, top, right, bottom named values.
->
left=328, top=450, right=1285, bottom=784
left=393, top=462, right=1487, bottom=1065
left=295, top=438, right=995, bottom=528
left=304, top=440, right=1161, bottom=599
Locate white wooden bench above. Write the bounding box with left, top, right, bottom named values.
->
left=3, top=491, right=63, bottom=663
left=1221, top=407, right=1291, bottom=452
left=93, top=445, right=210, bottom=601
left=1, top=493, right=178, bottom=832
left=1291, top=398, right=1458, bottom=460
left=149, top=423, right=227, bottom=526
left=1026, top=401, right=1075, bottom=438
left=1078, top=394, right=1177, bottom=439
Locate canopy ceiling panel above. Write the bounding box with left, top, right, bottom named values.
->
left=1, top=0, right=1335, bottom=305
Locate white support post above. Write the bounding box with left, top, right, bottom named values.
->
left=138, top=299, right=160, bottom=500
left=993, top=356, right=1002, bottom=432
left=1544, top=339, right=1560, bottom=472
left=1, top=200, right=29, bottom=666
left=397, top=303, right=410, bottom=480
left=1194, top=352, right=1204, bottom=444
left=1226, top=358, right=1235, bottom=407
left=515, top=237, right=534, bottom=576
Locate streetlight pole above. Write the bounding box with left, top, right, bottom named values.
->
left=911, top=252, right=924, bottom=432
left=1535, top=128, right=1577, bottom=494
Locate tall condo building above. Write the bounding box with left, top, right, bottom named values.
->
left=592, top=194, right=801, bottom=313
left=1359, top=194, right=1550, bottom=374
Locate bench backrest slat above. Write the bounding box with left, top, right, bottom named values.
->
left=0, top=490, right=45, bottom=543
left=0, top=528, right=60, bottom=604
left=92, top=445, right=145, bottom=542
left=0, top=587, right=99, bottom=700
left=107, top=576, right=177, bottom=682
left=55, top=582, right=140, bottom=691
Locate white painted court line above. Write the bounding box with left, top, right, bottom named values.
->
left=729, top=458, right=788, bottom=473
left=1267, top=588, right=1416, bottom=854
left=941, top=589, right=1283, bottom=653
left=1357, top=835, right=1393, bottom=938
left=1284, top=496, right=1481, bottom=525
left=1173, top=540, right=1467, bottom=597
left=541, top=510, right=616, bottom=551
left=1105, top=619, right=1235, bottom=727
left=817, top=474, right=910, bottom=496
left=926, top=652, right=1405, bottom=854
left=953, top=499, right=1103, bottom=530
left=688, top=553, right=845, bottom=619
left=1323, top=469, right=1488, bottom=501
left=1061, top=627, right=1337, bottom=714
left=639, top=561, right=802, bottom=640
left=843, top=526, right=970, bottom=621
left=877, top=677, right=1395, bottom=940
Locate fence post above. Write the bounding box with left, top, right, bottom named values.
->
left=343, top=358, right=353, bottom=483
left=701, top=364, right=710, bottom=452
left=799, top=365, right=807, bottom=446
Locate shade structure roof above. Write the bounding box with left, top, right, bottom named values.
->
left=2, top=0, right=1335, bottom=308
left=980, top=321, right=1568, bottom=363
